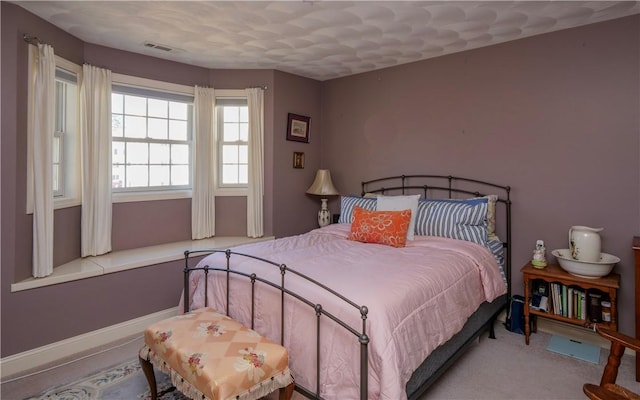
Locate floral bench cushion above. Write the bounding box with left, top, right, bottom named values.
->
left=140, top=307, right=293, bottom=400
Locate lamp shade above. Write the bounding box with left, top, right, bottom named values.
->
left=306, top=169, right=339, bottom=196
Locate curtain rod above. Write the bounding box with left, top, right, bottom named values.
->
left=22, top=34, right=268, bottom=92
left=23, top=34, right=45, bottom=46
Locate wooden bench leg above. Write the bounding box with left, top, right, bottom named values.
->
left=279, top=381, right=295, bottom=400
left=138, top=355, right=158, bottom=400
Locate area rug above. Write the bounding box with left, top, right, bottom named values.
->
left=546, top=334, right=600, bottom=364
left=25, top=359, right=186, bottom=400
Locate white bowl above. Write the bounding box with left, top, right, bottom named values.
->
left=552, top=249, right=619, bottom=279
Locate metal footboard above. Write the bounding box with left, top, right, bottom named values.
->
left=183, top=249, right=370, bottom=400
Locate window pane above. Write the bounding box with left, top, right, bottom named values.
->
left=148, top=98, right=168, bottom=118
left=112, top=165, right=125, bottom=188
left=127, top=165, right=148, bottom=187
left=239, top=122, right=249, bottom=141
left=53, top=136, right=61, bottom=163
left=169, top=102, right=187, bottom=120
left=124, top=115, right=146, bottom=138
left=124, top=95, right=146, bottom=116
left=169, top=120, right=187, bottom=141
left=222, top=164, right=238, bottom=184
left=112, top=141, right=125, bottom=164
left=126, top=142, right=148, bottom=164
left=238, top=164, right=248, bottom=184
left=51, top=72, right=79, bottom=200
left=112, top=94, right=124, bottom=114
left=150, top=143, right=170, bottom=164
left=111, top=86, right=192, bottom=192
left=238, top=144, right=248, bottom=163
left=216, top=102, right=249, bottom=189
left=148, top=117, right=168, bottom=140
left=149, top=165, right=170, bottom=186
left=112, top=114, right=124, bottom=137
left=171, top=165, right=189, bottom=186
left=223, top=123, right=239, bottom=141
left=53, top=165, right=60, bottom=193
left=224, top=106, right=240, bottom=122
left=171, top=144, right=189, bottom=164
left=55, top=81, right=65, bottom=132
left=222, top=145, right=238, bottom=164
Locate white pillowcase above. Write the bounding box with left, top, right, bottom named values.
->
left=376, top=194, right=420, bottom=240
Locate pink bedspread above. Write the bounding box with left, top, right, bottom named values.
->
left=184, top=224, right=506, bottom=400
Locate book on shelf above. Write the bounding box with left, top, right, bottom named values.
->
left=542, top=282, right=591, bottom=321
left=562, top=285, right=567, bottom=317
left=551, top=283, right=562, bottom=316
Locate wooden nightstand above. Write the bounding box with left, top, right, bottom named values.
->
left=521, top=262, right=620, bottom=345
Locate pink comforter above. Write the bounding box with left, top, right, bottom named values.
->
left=184, top=224, right=506, bottom=400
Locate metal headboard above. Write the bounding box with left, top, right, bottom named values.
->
left=361, top=174, right=512, bottom=299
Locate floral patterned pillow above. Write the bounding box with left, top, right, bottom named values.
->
left=347, top=206, right=411, bottom=248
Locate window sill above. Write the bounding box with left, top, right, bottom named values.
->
left=11, top=236, right=274, bottom=292
left=112, top=189, right=192, bottom=203
left=54, top=196, right=81, bottom=210
left=215, top=188, right=248, bottom=197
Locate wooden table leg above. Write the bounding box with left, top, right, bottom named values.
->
left=139, top=355, right=158, bottom=400
left=279, top=381, right=295, bottom=400
left=524, top=275, right=531, bottom=345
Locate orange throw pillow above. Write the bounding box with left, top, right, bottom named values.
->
left=348, top=206, right=411, bottom=248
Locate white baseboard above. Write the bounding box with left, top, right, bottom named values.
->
left=0, top=307, right=179, bottom=380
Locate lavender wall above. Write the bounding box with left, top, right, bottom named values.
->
left=321, top=16, right=640, bottom=336
left=1, top=3, right=321, bottom=357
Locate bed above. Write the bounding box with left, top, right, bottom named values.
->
left=181, top=175, right=512, bottom=400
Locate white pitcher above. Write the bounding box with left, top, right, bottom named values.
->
left=569, top=226, right=603, bottom=262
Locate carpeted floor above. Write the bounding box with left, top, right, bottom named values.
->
left=7, top=327, right=639, bottom=400
left=23, top=359, right=165, bottom=400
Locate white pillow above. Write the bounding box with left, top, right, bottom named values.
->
left=376, top=194, right=420, bottom=240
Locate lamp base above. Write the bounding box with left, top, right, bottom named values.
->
left=318, top=198, right=331, bottom=227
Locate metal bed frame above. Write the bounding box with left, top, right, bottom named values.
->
left=361, top=174, right=512, bottom=302
left=361, top=175, right=511, bottom=399
left=181, top=174, right=511, bottom=400
left=182, top=249, right=370, bottom=400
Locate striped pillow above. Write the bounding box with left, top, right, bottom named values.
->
left=415, top=197, right=488, bottom=245
left=338, top=196, right=377, bottom=224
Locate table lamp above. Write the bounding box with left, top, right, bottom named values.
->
left=306, top=169, right=339, bottom=227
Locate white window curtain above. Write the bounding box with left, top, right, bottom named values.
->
left=80, top=64, right=112, bottom=257
left=27, top=44, right=56, bottom=277
left=246, top=88, right=264, bottom=238
left=192, top=86, right=216, bottom=239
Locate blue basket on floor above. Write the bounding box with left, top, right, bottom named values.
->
left=505, top=295, right=525, bottom=335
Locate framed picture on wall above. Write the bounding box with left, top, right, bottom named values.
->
left=293, top=152, right=305, bottom=169
left=286, top=113, right=310, bottom=143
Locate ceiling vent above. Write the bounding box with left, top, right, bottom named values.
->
left=143, top=41, right=175, bottom=52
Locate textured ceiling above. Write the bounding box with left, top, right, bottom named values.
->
left=15, top=1, right=640, bottom=81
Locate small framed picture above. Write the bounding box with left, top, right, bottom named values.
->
left=286, top=113, right=310, bottom=143
left=293, top=152, right=305, bottom=169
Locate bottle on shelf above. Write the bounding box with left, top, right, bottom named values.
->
left=588, top=292, right=602, bottom=323
left=601, top=300, right=612, bottom=323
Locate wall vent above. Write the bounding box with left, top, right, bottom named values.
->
left=143, top=41, right=174, bottom=52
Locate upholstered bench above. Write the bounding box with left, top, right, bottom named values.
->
left=139, top=307, right=294, bottom=400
